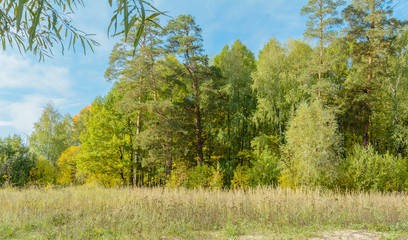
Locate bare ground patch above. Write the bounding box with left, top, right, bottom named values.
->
left=235, top=230, right=395, bottom=240
left=308, top=230, right=387, bottom=240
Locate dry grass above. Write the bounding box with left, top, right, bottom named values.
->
left=1, top=186, right=408, bottom=239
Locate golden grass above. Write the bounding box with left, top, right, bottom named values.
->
left=1, top=186, right=408, bottom=239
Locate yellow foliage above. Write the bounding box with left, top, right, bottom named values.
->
left=231, top=165, right=249, bottom=190
left=279, top=171, right=296, bottom=189
left=209, top=165, right=224, bottom=190
left=57, top=146, right=80, bottom=186
left=166, top=163, right=187, bottom=188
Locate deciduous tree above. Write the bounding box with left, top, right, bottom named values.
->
left=29, top=103, right=73, bottom=165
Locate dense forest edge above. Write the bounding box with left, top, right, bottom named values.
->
left=2, top=0, right=408, bottom=192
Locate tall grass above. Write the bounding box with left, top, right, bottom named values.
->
left=1, top=186, right=408, bottom=239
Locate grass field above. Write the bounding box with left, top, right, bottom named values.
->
left=1, top=186, right=408, bottom=239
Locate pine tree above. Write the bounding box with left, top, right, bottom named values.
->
left=342, top=0, right=405, bottom=146
left=165, top=15, right=208, bottom=165
left=301, top=0, right=345, bottom=97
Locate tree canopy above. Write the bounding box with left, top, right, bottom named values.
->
left=3, top=1, right=408, bottom=192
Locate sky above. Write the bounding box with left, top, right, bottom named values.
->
left=0, top=0, right=407, bottom=138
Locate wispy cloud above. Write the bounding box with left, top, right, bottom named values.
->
left=0, top=54, right=72, bottom=95
left=0, top=53, right=74, bottom=135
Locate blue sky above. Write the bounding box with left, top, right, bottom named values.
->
left=0, top=0, right=407, bottom=138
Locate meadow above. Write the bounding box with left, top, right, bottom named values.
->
left=1, top=186, right=408, bottom=239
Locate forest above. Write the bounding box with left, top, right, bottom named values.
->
left=1, top=0, right=408, bottom=193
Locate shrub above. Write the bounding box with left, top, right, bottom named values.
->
left=30, top=157, right=57, bottom=186
left=342, top=145, right=408, bottom=192
left=248, top=134, right=280, bottom=187
left=166, top=163, right=187, bottom=188
left=0, top=135, right=36, bottom=187
left=281, top=100, right=343, bottom=188
left=209, top=164, right=224, bottom=189
left=231, top=165, right=249, bottom=190
left=167, top=163, right=225, bottom=189
left=184, top=164, right=214, bottom=188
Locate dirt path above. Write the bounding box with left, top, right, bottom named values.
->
left=307, top=230, right=386, bottom=240
left=238, top=229, right=393, bottom=240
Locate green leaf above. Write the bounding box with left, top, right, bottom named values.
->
left=28, top=0, right=44, bottom=49
left=16, top=0, right=26, bottom=32
left=133, top=22, right=144, bottom=51
left=80, top=38, right=86, bottom=55
left=123, top=0, right=129, bottom=39
left=128, top=15, right=140, bottom=32
left=132, top=0, right=146, bottom=50
left=52, top=10, right=57, bottom=27
left=107, top=12, right=118, bottom=37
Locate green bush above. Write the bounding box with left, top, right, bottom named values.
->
left=248, top=134, right=280, bottom=187
left=167, top=163, right=224, bottom=189
left=342, top=145, right=408, bottom=192
left=30, top=157, right=57, bottom=186
left=0, top=135, right=36, bottom=187
left=184, top=164, right=214, bottom=189
left=281, top=100, right=343, bottom=188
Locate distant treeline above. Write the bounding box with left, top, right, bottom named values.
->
left=2, top=0, right=408, bottom=191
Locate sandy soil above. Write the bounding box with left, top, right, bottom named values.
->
left=238, top=229, right=393, bottom=240
left=306, top=230, right=386, bottom=240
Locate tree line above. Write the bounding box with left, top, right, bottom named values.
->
left=2, top=0, right=408, bottom=191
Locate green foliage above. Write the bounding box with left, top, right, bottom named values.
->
left=1, top=0, right=164, bottom=60
left=30, top=157, right=57, bottom=186
left=0, top=0, right=98, bottom=59
left=301, top=0, right=345, bottom=97
left=75, top=91, right=135, bottom=187
left=0, top=135, right=36, bottom=187
left=184, top=164, right=214, bottom=189
left=341, top=145, right=408, bottom=192
left=29, top=103, right=74, bottom=165
left=282, top=100, right=343, bottom=188
left=167, top=163, right=224, bottom=189
left=340, top=0, right=407, bottom=146
left=252, top=38, right=311, bottom=141
left=105, top=20, right=190, bottom=186
left=247, top=135, right=280, bottom=187
left=301, top=0, right=344, bottom=42
left=212, top=39, right=257, bottom=179
left=378, top=29, right=408, bottom=155
left=5, top=3, right=407, bottom=192
left=165, top=14, right=209, bottom=165
left=73, top=106, right=91, bottom=145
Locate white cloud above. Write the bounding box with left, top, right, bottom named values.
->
left=0, top=53, right=74, bottom=136
left=0, top=54, right=72, bottom=95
